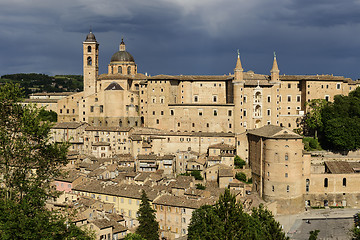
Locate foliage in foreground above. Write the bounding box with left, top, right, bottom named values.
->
left=187, top=189, right=288, bottom=240
left=352, top=227, right=360, bottom=240
left=136, top=190, right=159, bottom=240
left=0, top=83, right=93, bottom=239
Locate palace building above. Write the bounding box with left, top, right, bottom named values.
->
left=56, top=31, right=359, bottom=135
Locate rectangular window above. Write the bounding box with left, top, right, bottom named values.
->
left=228, top=110, right=232, bottom=116
left=337, top=83, right=341, bottom=89
left=267, top=96, right=271, bottom=102
left=213, top=95, right=217, bottom=102
left=243, top=110, right=247, bottom=117
left=287, top=96, right=291, bottom=102
left=90, top=106, right=94, bottom=112
left=267, top=109, right=271, bottom=116
left=297, top=95, right=301, bottom=102
left=213, top=109, right=218, bottom=116
left=194, top=96, right=198, bottom=102
left=170, top=110, right=174, bottom=115
left=100, top=105, right=104, bottom=113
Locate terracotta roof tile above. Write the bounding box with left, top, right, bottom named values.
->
left=247, top=125, right=301, bottom=139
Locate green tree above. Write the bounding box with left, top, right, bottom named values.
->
left=0, top=83, right=93, bottom=239
left=136, top=190, right=159, bottom=240
left=187, top=205, right=224, bottom=240
left=125, top=233, right=146, bottom=240
left=187, top=189, right=288, bottom=240
left=251, top=205, right=287, bottom=240
left=234, top=155, right=246, bottom=169
left=320, top=87, right=360, bottom=151
left=352, top=227, right=360, bottom=240
left=303, top=99, right=327, bottom=138
left=38, top=109, right=58, bottom=122
left=308, top=229, right=320, bottom=240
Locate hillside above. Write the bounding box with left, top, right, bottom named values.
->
left=0, top=73, right=83, bottom=97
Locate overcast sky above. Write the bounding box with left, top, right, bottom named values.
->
left=1, top=0, right=360, bottom=79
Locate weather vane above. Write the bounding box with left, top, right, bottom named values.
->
left=237, top=49, right=240, bottom=57
left=274, top=51, right=276, bottom=58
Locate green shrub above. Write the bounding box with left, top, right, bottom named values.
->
left=303, top=137, right=322, bottom=151
left=234, top=155, right=246, bottom=169
left=196, top=183, right=206, bottom=190
left=235, top=172, right=247, bottom=182
left=190, top=170, right=203, bottom=180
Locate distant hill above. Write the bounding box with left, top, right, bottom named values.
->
left=0, top=73, right=83, bottom=97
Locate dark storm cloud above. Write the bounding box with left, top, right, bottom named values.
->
left=0, top=0, right=359, bottom=79
left=273, top=0, right=360, bottom=27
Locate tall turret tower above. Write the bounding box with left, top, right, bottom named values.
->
left=83, top=30, right=99, bottom=97
left=233, top=51, right=245, bottom=133
left=270, top=52, right=280, bottom=83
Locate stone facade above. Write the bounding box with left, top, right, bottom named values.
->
left=55, top=32, right=359, bottom=138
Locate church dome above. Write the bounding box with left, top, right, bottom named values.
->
left=85, top=31, right=96, bottom=42
left=110, top=51, right=135, bottom=62
left=110, top=39, right=135, bottom=63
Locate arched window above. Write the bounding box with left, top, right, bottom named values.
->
left=111, top=66, right=113, bottom=74
left=87, top=46, right=91, bottom=53
left=343, top=178, right=346, bottom=187
left=286, top=185, right=290, bottom=192
left=87, top=56, right=92, bottom=66
left=324, top=178, right=328, bottom=188
left=127, top=66, right=131, bottom=75
left=254, top=91, right=261, bottom=103
left=118, top=66, right=122, bottom=74
left=285, top=153, right=289, bottom=161
left=254, top=105, right=261, bottom=117
left=119, top=120, right=122, bottom=127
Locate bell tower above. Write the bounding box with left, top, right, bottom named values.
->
left=83, top=30, right=99, bottom=97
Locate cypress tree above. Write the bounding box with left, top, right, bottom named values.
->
left=136, top=190, right=159, bottom=240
